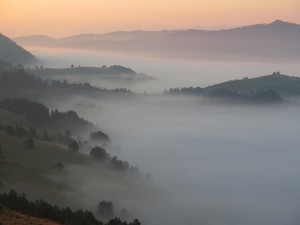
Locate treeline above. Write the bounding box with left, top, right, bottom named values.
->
left=0, top=190, right=141, bottom=225
left=168, top=87, right=204, bottom=95
left=0, top=122, right=81, bottom=151
left=0, top=98, right=92, bottom=128
left=209, top=88, right=282, bottom=102
left=0, top=121, right=138, bottom=173
left=0, top=69, right=133, bottom=100
left=167, top=87, right=282, bottom=102
left=90, top=146, right=139, bottom=174
left=30, top=65, right=136, bottom=76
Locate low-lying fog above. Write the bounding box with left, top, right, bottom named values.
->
left=29, top=47, right=300, bottom=94
left=30, top=48, right=300, bottom=224
left=63, top=95, right=300, bottom=225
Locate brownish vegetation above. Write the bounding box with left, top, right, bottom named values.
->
left=0, top=208, right=62, bottom=225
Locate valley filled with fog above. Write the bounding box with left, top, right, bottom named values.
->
left=25, top=48, right=300, bottom=225
left=30, top=47, right=300, bottom=94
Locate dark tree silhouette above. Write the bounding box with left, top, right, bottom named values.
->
left=55, top=161, right=64, bottom=170
left=27, top=126, right=37, bottom=138
left=90, top=146, right=109, bottom=161
left=110, top=156, right=129, bottom=171
left=98, top=201, right=115, bottom=219
left=24, top=138, right=35, bottom=149
left=90, top=131, right=111, bottom=142
left=15, top=125, right=27, bottom=138
left=41, top=129, right=50, bottom=141
left=68, top=140, right=79, bottom=152
left=0, top=190, right=140, bottom=225
left=6, top=125, right=14, bottom=136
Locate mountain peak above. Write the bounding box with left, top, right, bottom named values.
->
left=269, top=19, right=299, bottom=27
left=271, top=19, right=287, bottom=24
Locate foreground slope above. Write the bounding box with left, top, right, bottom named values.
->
left=0, top=208, right=62, bottom=225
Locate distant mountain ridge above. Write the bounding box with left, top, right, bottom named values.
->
left=0, top=33, right=37, bottom=65
left=14, top=20, right=300, bottom=62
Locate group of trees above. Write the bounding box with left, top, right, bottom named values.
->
left=0, top=69, right=133, bottom=100
left=0, top=98, right=92, bottom=129
left=0, top=121, right=83, bottom=153
left=98, top=201, right=115, bottom=220
left=0, top=190, right=141, bottom=225
left=0, top=98, right=49, bottom=123
left=209, top=88, right=282, bottom=102
left=1, top=124, right=37, bottom=138
left=90, top=131, right=111, bottom=142
left=167, top=86, right=282, bottom=102
left=167, top=87, right=204, bottom=95
left=90, top=146, right=139, bottom=173
left=32, top=64, right=136, bottom=76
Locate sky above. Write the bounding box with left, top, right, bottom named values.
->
left=0, top=0, right=300, bottom=37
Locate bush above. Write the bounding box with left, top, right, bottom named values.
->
left=90, top=131, right=110, bottom=142
left=24, top=138, right=35, bottom=149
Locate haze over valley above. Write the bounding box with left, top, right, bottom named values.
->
left=1, top=1, right=300, bottom=224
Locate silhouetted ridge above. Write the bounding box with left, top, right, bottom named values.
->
left=0, top=33, right=36, bottom=65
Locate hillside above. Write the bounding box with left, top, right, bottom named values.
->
left=168, top=73, right=300, bottom=102
left=30, top=65, right=136, bottom=76
left=0, top=33, right=36, bottom=65
left=14, top=20, right=300, bottom=62
left=0, top=68, right=133, bottom=102
left=0, top=101, right=144, bottom=220
left=205, top=73, right=300, bottom=96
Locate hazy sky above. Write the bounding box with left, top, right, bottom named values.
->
left=1, top=0, right=299, bottom=37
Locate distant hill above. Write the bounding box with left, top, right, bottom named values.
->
left=168, top=72, right=300, bottom=103
left=0, top=33, right=36, bottom=65
left=30, top=65, right=136, bottom=76
left=14, top=20, right=300, bottom=62
left=204, top=73, right=300, bottom=96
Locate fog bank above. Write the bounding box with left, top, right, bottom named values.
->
left=28, top=48, right=300, bottom=94
left=63, top=95, right=300, bottom=225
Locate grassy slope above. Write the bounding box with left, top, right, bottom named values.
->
left=0, top=208, right=62, bottom=225
left=0, top=129, right=88, bottom=188
left=0, top=109, right=142, bottom=206
left=205, top=74, right=300, bottom=96
left=0, top=109, right=32, bottom=128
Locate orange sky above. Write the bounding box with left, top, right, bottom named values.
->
left=0, top=0, right=299, bottom=37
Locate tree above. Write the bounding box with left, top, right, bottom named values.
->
left=90, top=131, right=110, bottom=142
left=98, top=201, right=114, bottom=219
left=90, top=146, right=109, bottom=161
left=130, top=219, right=141, bottom=225
left=41, top=129, right=49, bottom=141
left=55, top=161, right=64, bottom=170
left=24, top=138, right=35, bottom=149
left=110, top=156, right=129, bottom=171
left=27, top=126, right=37, bottom=138
left=15, top=125, right=27, bottom=138
left=64, top=129, right=71, bottom=137
left=68, top=140, right=79, bottom=152
left=6, top=125, right=14, bottom=136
